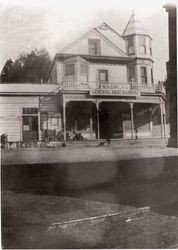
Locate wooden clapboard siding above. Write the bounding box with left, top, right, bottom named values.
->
left=56, top=61, right=64, bottom=83
left=88, top=64, right=127, bottom=88
left=0, top=117, right=21, bottom=141
left=40, top=95, right=62, bottom=133
left=40, top=96, right=59, bottom=113
left=0, top=96, right=39, bottom=141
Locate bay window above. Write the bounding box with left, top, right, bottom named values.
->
left=65, top=64, right=74, bottom=75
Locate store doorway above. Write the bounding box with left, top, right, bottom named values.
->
left=22, top=108, right=39, bottom=141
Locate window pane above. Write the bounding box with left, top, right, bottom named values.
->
left=128, top=37, right=133, bottom=46
left=151, top=69, right=154, bottom=83
left=50, top=117, right=58, bottom=126
left=99, top=70, right=108, bottom=82
left=100, top=73, right=106, bottom=81
left=88, top=39, right=101, bottom=55
left=141, top=67, right=147, bottom=84
left=139, top=37, right=146, bottom=45
left=81, top=64, right=88, bottom=74
left=127, top=37, right=134, bottom=55
left=23, top=108, right=38, bottom=114
left=128, top=67, right=135, bottom=82
left=65, top=64, right=74, bottom=75
left=139, top=45, right=146, bottom=54
left=128, top=46, right=134, bottom=54
left=139, top=37, right=146, bottom=54
left=149, top=40, right=152, bottom=56
left=150, top=47, right=152, bottom=56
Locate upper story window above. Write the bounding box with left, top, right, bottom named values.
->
left=65, top=64, right=74, bottom=75
left=149, top=40, right=152, bottom=57
left=141, top=67, right=147, bottom=84
left=139, top=36, right=146, bottom=54
left=99, top=70, right=108, bottom=82
left=81, top=64, right=88, bottom=75
left=127, top=37, right=134, bottom=55
left=88, top=39, right=101, bottom=55
left=128, top=66, right=135, bottom=82
left=151, top=68, right=154, bottom=84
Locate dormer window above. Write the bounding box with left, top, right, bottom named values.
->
left=127, top=37, right=134, bottom=55
left=88, top=39, right=101, bottom=55
left=139, top=36, right=146, bottom=54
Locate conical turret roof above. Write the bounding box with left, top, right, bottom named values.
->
left=122, top=11, right=148, bottom=37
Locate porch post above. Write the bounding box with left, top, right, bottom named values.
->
left=163, top=114, right=167, bottom=138
left=130, top=103, right=134, bottom=140
left=63, top=100, right=67, bottom=141
left=160, top=103, right=164, bottom=138
left=149, top=106, right=153, bottom=137
left=162, top=102, right=167, bottom=138
left=38, top=111, right=41, bottom=141
left=96, top=100, right=100, bottom=139
left=38, top=97, right=41, bottom=141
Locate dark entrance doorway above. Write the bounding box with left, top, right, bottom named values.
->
left=22, top=108, right=39, bottom=141
left=22, top=116, right=38, bottom=141
left=65, top=101, right=97, bottom=140
left=99, top=102, right=130, bottom=139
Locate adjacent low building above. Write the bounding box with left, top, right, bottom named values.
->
left=0, top=12, right=168, bottom=143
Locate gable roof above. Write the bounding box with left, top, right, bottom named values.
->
left=122, top=12, right=149, bottom=37
left=60, top=23, right=127, bottom=57
left=95, top=22, right=126, bottom=53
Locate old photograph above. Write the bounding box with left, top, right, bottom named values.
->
left=0, top=0, right=177, bottom=248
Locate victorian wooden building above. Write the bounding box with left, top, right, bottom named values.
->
left=0, top=13, right=167, bottom=142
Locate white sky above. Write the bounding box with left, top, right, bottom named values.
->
left=0, top=0, right=175, bottom=82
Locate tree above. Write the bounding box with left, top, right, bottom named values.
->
left=0, top=59, right=14, bottom=83
left=1, top=49, right=52, bottom=83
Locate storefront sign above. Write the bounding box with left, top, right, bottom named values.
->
left=90, top=89, right=139, bottom=96
left=100, top=83, right=131, bottom=90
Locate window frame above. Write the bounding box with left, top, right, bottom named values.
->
left=80, top=63, right=88, bottom=75
left=151, top=68, right=154, bottom=84
left=127, top=37, right=134, bottom=55
left=98, top=70, right=109, bottom=83
left=65, top=63, right=75, bottom=76
left=139, top=36, right=146, bottom=54
left=141, top=66, right=147, bottom=84
left=128, top=66, right=136, bottom=82
left=22, top=108, right=38, bottom=116
left=88, top=39, right=101, bottom=55
left=50, top=117, right=59, bottom=126
left=149, top=39, right=152, bottom=57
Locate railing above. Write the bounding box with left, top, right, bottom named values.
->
left=61, top=80, right=166, bottom=95
left=155, top=83, right=166, bottom=95
left=62, top=81, right=89, bottom=90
